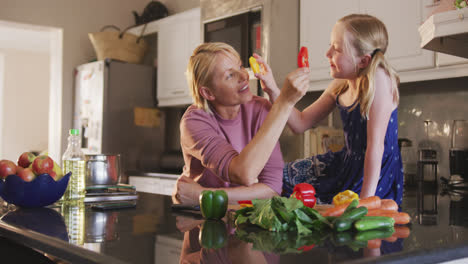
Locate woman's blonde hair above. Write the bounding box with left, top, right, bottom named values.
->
left=332, top=14, right=400, bottom=118
left=186, top=42, right=240, bottom=112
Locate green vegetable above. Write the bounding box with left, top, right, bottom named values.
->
left=333, top=205, right=367, bottom=232
left=199, top=220, right=228, bottom=249
left=199, top=190, right=228, bottom=219
left=334, top=219, right=353, bottom=232
left=234, top=196, right=332, bottom=235
left=354, top=216, right=395, bottom=231
left=333, top=231, right=353, bottom=246
left=341, top=206, right=368, bottom=222
left=343, top=199, right=359, bottom=214
left=355, top=227, right=395, bottom=242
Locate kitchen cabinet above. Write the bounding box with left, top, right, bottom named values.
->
left=300, top=0, right=358, bottom=83
left=128, top=8, right=201, bottom=106
left=300, top=0, right=468, bottom=91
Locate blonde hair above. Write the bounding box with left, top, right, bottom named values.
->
left=186, top=42, right=240, bottom=112
left=332, top=14, right=400, bottom=118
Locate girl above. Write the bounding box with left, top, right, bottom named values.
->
left=256, top=14, right=403, bottom=204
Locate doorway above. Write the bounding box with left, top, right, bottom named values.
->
left=0, top=20, right=62, bottom=161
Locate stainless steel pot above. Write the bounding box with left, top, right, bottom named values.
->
left=85, top=154, right=121, bottom=186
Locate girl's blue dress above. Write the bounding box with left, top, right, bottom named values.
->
left=283, top=95, right=404, bottom=204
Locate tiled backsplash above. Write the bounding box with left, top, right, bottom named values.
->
left=398, top=76, right=468, bottom=179
left=280, top=76, right=468, bottom=181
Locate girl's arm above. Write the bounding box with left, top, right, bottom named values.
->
left=360, top=69, right=397, bottom=198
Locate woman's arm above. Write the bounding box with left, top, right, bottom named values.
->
left=285, top=79, right=342, bottom=134
left=173, top=176, right=278, bottom=205
left=227, top=68, right=310, bottom=186
left=360, top=69, right=397, bottom=198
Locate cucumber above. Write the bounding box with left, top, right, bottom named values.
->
left=341, top=206, right=368, bottom=221
left=333, top=206, right=368, bottom=232
left=334, top=219, right=353, bottom=232
left=343, top=199, right=359, bottom=214
left=355, top=227, right=395, bottom=241
left=354, top=216, right=395, bottom=231
left=333, top=231, right=353, bottom=245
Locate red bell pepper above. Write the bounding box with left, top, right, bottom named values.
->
left=291, top=183, right=316, bottom=208
left=297, top=46, right=309, bottom=68
left=298, top=244, right=315, bottom=252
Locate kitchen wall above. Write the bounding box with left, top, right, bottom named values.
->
left=0, top=49, right=49, bottom=160
left=398, top=76, right=468, bottom=179
left=0, top=0, right=150, bottom=156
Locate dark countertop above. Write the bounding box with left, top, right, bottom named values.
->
left=1, top=183, right=468, bottom=264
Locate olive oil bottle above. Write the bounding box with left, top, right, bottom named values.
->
left=62, top=129, right=86, bottom=201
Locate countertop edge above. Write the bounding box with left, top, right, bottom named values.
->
left=0, top=220, right=129, bottom=264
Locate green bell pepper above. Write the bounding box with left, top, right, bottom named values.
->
left=199, top=220, right=228, bottom=249
left=199, top=190, right=228, bottom=219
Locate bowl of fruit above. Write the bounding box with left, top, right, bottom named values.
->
left=0, top=152, right=71, bottom=208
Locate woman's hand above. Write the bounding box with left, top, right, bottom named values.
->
left=173, top=176, right=205, bottom=206
left=277, top=67, right=310, bottom=107
left=253, top=53, right=280, bottom=102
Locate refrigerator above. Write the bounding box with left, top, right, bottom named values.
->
left=73, top=59, right=165, bottom=181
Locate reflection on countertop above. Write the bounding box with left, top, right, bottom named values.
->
left=1, top=188, right=468, bottom=263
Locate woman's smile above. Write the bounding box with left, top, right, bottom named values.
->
left=239, top=83, right=249, bottom=93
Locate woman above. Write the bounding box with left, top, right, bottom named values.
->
left=172, top=42, right=309, bottom=205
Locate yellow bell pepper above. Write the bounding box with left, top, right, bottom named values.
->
left=333, top=190, right=359, bottom=206
left=249, top=56, right=261, bottom=74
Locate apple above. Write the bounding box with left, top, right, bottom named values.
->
left=51, top=161, right=64, bottom=181
left=18, top=152, right=36, bottom=168
left=17, top=167, right=37, bottom=182
left=0, top=160, right=17, bottom=179
left=32, top=155, right=54, bottom=175
left=16, top=166, right=25, bottom=174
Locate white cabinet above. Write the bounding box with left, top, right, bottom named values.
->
left=299, top=0, right=468, bottom=91
left=128, top=8, right=201, bottom=107
left=437, top=53, right=468, bottom=67
left=300, top=0, right=358, bottom=82
left=359, top=0, right=434, bottom=71
left=157, top=8, right=200, bottom=106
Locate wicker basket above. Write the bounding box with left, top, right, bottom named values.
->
left=89, top=25, right=148, bottom=64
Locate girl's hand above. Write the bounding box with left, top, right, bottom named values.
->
left=252, top=53, right=280, bottom=102
left=173, top=176, right=205, bottom=206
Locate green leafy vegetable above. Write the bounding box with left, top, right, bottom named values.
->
left=234, top=196, right=332, bottom=235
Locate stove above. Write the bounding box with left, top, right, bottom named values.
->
left=84, top=184, right=138, bottom=203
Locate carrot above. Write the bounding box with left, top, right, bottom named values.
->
left=394, top=226, right=411, bottom=238
left=366, top=209, right=397, bottom=217
left=323, top=196, right=382, bottom=217
left=366, top=209, right=411, bottom=225
left=394, top=212, right=411, bottom=225
left=367, top=239, right=382, bottom=249
left=380, top=199, right=398, bottom=211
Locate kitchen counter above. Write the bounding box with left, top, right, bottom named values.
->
left=1, top=184, right=468, bottom=264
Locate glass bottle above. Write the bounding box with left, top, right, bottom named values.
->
left=62, top=129, right=86, bottom=201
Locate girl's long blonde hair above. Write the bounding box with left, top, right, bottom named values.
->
left=186, top=42, right=240, bottom=112
left=332, top=14, right=400, bottom=118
